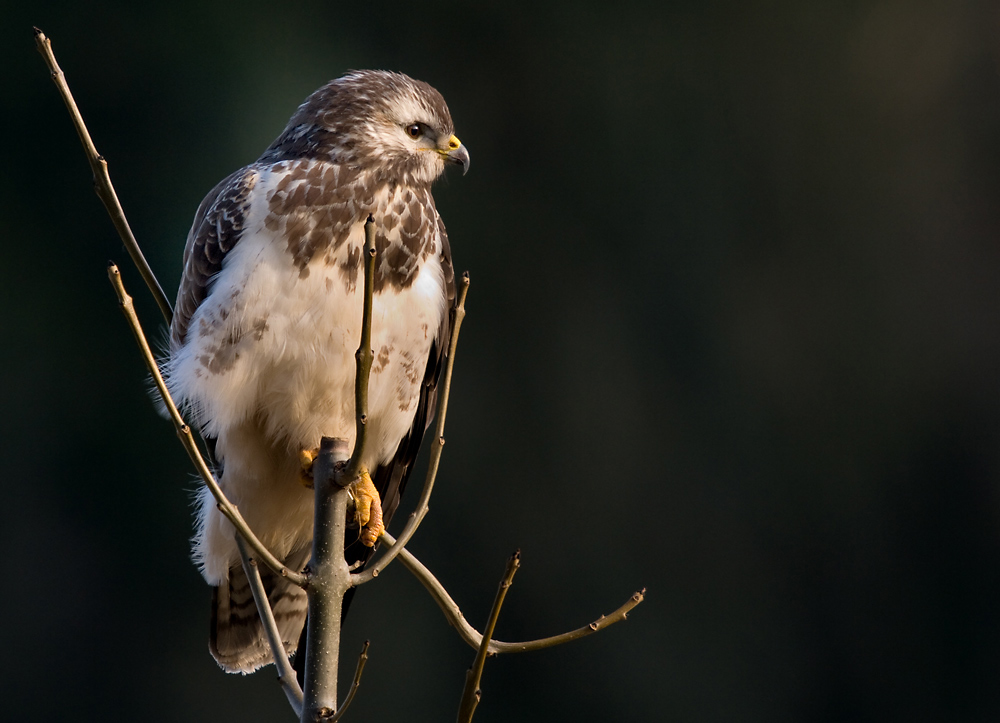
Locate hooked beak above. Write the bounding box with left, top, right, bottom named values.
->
left=439, top=134, right=470, bottom=175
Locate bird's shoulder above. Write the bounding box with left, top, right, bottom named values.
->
left=171, top=165, right=260, bottom=349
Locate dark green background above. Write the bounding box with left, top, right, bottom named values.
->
left=4, top=1, right=999, bottom=721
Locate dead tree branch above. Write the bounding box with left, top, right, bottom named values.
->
left=34, top=28, right=172, bottom=324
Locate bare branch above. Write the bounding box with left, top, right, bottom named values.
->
left=235, top=535, right=304, bottom=716
left=353, top=271, right=471, bottom=585
left=342, top=216, right=377, bottom=482
left=381, top=532, right=645, bottom=655
left=457, top=551, right=520, bottom=723
left=329, top=641, right=371, bottom=723
left=484, top=587, right=647, bottom=653
left=35, top=28, right=173, bottom=325
left=107, top=263, right=307, bottom=587
left=301, top=438, right=353, bottom=722
left=302, top=213, right=379, bottom=719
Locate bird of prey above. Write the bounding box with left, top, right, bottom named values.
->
left=165, top=70, right=469, bottom=673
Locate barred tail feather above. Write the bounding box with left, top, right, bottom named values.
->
left=210, top=550, right=309, bottom=674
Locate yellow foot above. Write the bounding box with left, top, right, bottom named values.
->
left=347, top=467, right=384, bottom=547
left=298, top=448, right=318, bottom=488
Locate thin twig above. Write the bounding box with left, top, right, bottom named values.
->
left=342, top=216, right=377, bottom=482
left=235, top=535, right=304, bottom=716
left=107, top=263, right=307, bottom=587
left=457, top=551, right=520, bottom=723
left=35, top=29, right=173, bottom=324
left=329, top=641, right=371, bottom=723
left=381, top=532, right=645, bottom=654
left=353, top=271, right=471, bottom=585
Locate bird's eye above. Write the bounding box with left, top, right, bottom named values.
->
left=406, top=123, right=422, bottom=138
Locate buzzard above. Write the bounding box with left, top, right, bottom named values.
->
left=165, top=71, right=469, bottom=673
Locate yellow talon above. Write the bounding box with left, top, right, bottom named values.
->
left=348, top=467, right=384, bottom=547
left=298, top=448, right=318, bottom=488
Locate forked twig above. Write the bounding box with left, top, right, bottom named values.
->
left=35, top=28, right=173, bottom=324
left=353, top=271, right=471, bottom=585
left=457, top=552, right=520, bottom=723
left=382, top=532, right=645, bottom=655
left=235, top=536, right=304, bottom=715
left=107, top=263, right=307, bottom=587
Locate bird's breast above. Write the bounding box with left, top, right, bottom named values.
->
left=169, top=175, right=447, bottom=467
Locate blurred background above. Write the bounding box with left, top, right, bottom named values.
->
left=3, top=1, right=999, bottom=720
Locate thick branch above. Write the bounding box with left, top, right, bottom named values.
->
left=381, top=532, right=645, bottom=655
left=107, top=263, right=306, bottom=587
left=353, top=271, right=471, bottom=585
left=35, top=29, right=173, bottom=325
left=301, top=438, right=353, bottom=722
left=457, top=551, right=520, bottom=723
left=235, top=535, right=304, bottom=716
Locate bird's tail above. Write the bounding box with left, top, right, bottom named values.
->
left=210, top=554, right=309, bottom=674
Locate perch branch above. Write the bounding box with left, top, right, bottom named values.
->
left=353, top=271, right=471, bottom=585
left=329, top=641, right=371, bottom=723
left=457, top=551, right=520, bottom=723
left=381, top=532, right=645, bottom=654
left=301, top=439, right=354, bottom=722
left=35, top=28, right=173, bottom=325
left=235, top=535, right=304, bottom=716
left=301, top=214, right=379, bottom=719
left=107, top=263, right=307, bottom=587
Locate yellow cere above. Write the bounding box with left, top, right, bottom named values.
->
left=434, top=135, right=462, bottom=155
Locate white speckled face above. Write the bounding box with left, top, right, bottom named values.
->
left=371, top=89, right=451, bottom=184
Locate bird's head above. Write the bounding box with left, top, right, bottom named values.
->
left=267, top=70, right=469, bottom=186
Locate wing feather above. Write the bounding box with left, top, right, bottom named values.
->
left=369, top=214, right=456, bottom=529
left=170, top=166, right=259, bottom=349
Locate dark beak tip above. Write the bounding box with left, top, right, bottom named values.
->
left=448, top=145, right=470, bottom=176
